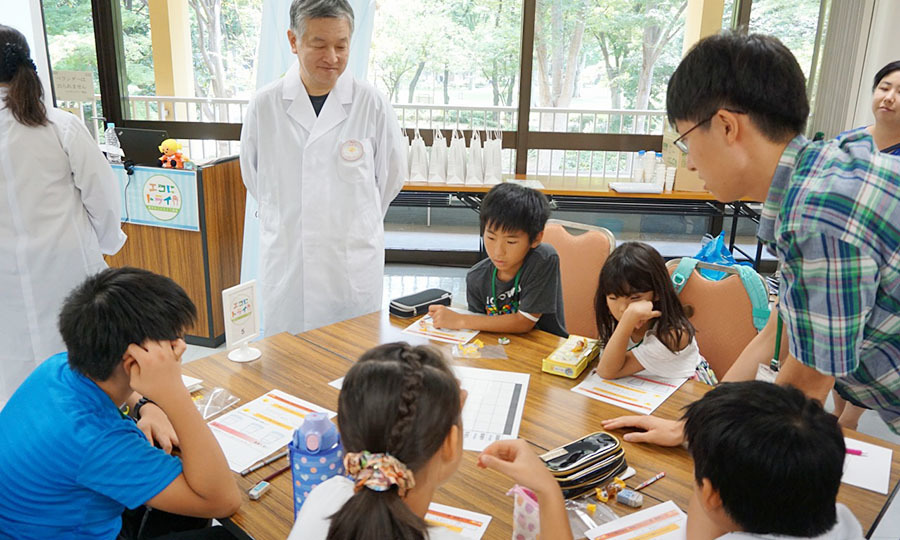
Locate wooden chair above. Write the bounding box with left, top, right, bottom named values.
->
left=542, top=219, right=615, bottom=338
left=666, top=259, right=770, bottom=380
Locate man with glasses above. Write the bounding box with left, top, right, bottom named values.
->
left=604, top=32, right=900, bottom=448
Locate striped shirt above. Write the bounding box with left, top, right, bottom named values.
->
left=758, top=131, right=900, bottom=434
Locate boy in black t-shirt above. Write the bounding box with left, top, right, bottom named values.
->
left=429, top=183, right=567, bottom=337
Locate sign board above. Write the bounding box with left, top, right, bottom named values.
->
left=54, top=70, right=94, bottom=102
left=112, top=165, right=200, bottom=231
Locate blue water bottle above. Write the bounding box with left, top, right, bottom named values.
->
left=288, top=412, right=344, bottom=517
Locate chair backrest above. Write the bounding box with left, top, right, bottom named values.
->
left=666, top=259, right=769, bottom=379
left=542, top=220, right=615, bottom=338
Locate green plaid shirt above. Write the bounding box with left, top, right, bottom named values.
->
left=758, top=131, right=900, bottom=434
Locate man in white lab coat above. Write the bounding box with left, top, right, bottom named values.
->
left=240, top=0, right=406, bottom=334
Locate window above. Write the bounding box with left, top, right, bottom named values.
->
left=43, top=0, right=104, bottom=138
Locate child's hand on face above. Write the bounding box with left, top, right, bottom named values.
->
left=126, top=339, right=189, bottom=404
left=623, top=300, right=662, bottom=328
left=428, top=304, right=462, bottom=329
left=477, top=439, right=559, bottom=496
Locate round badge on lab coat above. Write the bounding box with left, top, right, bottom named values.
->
left=340, top=139, right=364, bottom=162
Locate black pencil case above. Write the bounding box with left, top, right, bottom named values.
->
left=389, top=289, right=452, bottom=318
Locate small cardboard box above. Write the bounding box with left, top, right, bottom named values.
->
left=661, top=123, right=707, bottom=192
left=542, top=335, right=600, bottom=378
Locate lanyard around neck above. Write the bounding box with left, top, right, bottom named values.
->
left=491, top=266, right=522, bottom=312
left=771, top=314, right=783, bottom=372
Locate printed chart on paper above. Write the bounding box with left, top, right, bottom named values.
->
left=425, top=503, right=491, bottom=539
left=208, top=389, right=336, bottom=472
left=572, top=371, right=687, bottom=415
left=586, top=500, right=686, bottom=540
left=454, top=366, right=529, bottom=451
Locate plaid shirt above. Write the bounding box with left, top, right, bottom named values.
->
left=758, top=131, right=900, bottom=434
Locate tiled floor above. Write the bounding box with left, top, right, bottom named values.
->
left=187, top=262, right=900, bottom=536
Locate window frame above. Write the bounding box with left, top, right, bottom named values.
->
left=87, top=0, right=690, bottom=173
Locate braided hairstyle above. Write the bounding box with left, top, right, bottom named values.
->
left=0, top=25, right=47, bottom=127
left=328, top=342, right=462, bottom=540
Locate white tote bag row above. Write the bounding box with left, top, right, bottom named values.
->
left=404, top=129, right=502, bottom=185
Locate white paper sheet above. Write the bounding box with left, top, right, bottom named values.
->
left=402, top=314, right=480, bottom=345
left=454, top=366, right=529, bottom=451
left=842, top=437, right=893, bottom=494
left=330, top=367, right=528, bottom=452
left=181, top=374, right=202, bottom=393
left=426, top=503, right=491, bottom=539
left=208, top=389, right=336, bottom=473
left=585, top=500, right=686, bottom=540
left=571, top=371, right=688, bottom=415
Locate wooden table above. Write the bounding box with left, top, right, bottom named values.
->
left=184, top=311, right=900, bottom=539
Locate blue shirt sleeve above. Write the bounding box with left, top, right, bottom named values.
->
left=76, top=420, right=183, bottom=510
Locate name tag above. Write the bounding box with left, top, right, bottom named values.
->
left=340, top=139, right=364, bottom=161
left=756, top=363, right=778, bottom=383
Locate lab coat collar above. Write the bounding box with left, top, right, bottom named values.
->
left=282, top=62, right=353, bottom=145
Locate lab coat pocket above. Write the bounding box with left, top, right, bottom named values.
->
left=337, top=138, right=375, bottom=185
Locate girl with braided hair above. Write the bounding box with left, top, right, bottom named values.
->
left=288, top=342, right=573, bottom=540
left=0, top=24, right=126, bottom=409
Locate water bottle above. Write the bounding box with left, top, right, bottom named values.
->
left=632, top=150, right=645, bottom=182
left=289, top=412, right=344, bottom=515
left=643, top=150, right=656, bottom=183
left=654, top=152, right=666, bottom=186
left=105, top=123, right=122, bottom=164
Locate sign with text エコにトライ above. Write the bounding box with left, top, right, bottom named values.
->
left=113, top=165, right=200, bottom=231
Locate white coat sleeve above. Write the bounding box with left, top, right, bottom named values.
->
left=374, top=96, right=406, bottom=218
left=61, top=113, right=127, bottom=255
left=240, top=97, right=260, bottom=201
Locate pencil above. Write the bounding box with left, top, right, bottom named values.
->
left=634, top=471, right=666, bottom=491
left=261, top=464, right=291, bottom=483
left=240, top=449, right=288, bottom=476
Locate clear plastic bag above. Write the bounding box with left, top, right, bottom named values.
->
left=566, top=496, right=618, bottom=537
left=193, top=387, right=239, bottom=419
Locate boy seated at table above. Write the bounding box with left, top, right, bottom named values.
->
left=683, top=381, right=863, bottom=540
left=0, top=267, right=241, bottom=539
left=429, top=183, right=567, bottom=337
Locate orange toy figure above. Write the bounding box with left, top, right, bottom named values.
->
left=158, top=139, right=187, bottom=169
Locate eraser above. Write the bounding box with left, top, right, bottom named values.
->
left=248, top=480, right=270, bottom=500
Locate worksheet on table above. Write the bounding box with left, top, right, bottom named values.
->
left=572, top=371, right=687, bottom=415
left=208, top=389, right=336, bottom=473
left=329, top=367, right=528, bottom=452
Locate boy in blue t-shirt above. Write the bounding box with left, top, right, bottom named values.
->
left=0, top=268, right=241, bottom=539
left=430, top=183, right=567, bottom=337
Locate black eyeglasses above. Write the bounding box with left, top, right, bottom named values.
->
left=672, top=109, right=746, bottom=154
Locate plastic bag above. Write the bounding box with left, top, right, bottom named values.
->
left=409, top=128, right=428, bottom=184
left=194, top=387, right=239, bottom=419
left=465, top=129, right=484, bottom=185
left=693, top=231, right=737, bottom=280
left=447, top=129, right=467, bottom=185
left=483, top=128, right=503, bottom=185
left=428, top=128, right=447, bottom=184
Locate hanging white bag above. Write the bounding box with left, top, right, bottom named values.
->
left=483, top=128, right=503, bottom=185
left=409, top=128, right=428, bottom=184
left=446, top=129, right=467, bottom=185
left=428, top=128, right=447, bottom=184
left=399, top=126, right=411, bottom=184
left=465, top=129, right=484, bottom=185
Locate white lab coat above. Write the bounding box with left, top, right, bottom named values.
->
left=240, top=65, right=406, bottom=334
left=0, top=90, right=126, bottom=408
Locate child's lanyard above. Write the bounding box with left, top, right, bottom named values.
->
left=757, top=314, right=782, bottom=383
left=491, top=267, right=522, bottom=314
left=771, top=314, right=783, bottom=372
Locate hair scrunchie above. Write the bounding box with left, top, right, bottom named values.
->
left=1, top=42, right=33, bottom=79
left=343, top=451, right=416, bottom=496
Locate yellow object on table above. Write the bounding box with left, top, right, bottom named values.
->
left=542, top=335, right=601, bottom=378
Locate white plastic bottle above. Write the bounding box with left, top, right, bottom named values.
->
left=654, top=152, right=666, bottom=186
left=105, top=123, right=122, bottom=164
left=632, top=150, right=645, bottom=182
left=643, top=150, right=656, bottom=183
